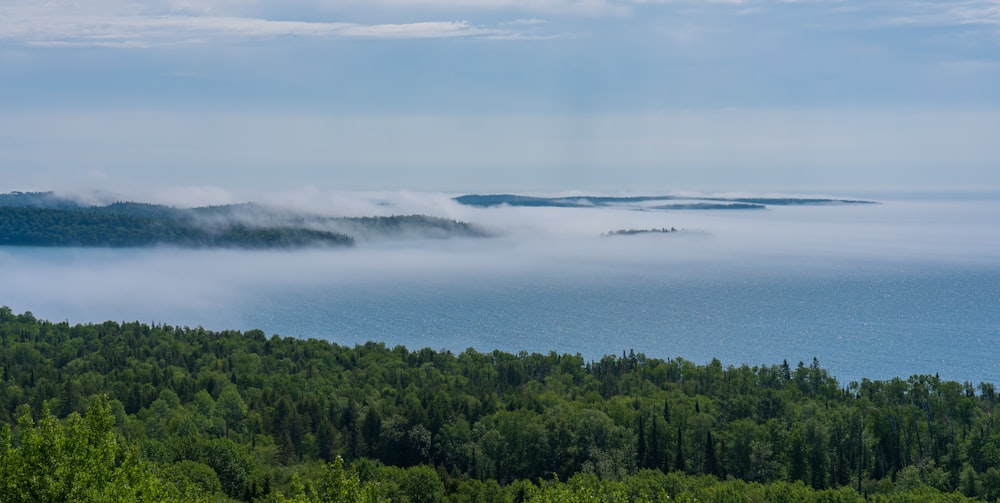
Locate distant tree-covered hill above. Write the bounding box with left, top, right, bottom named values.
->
left=0, top=204, right=355, bottom=248
left=604, top=227, right=680, bottom=236
left=454, top=193, right=877, bottom=209
left=0, top=190, right=83, bottom=209
left=0, top=191, right=487, bottom=249
left=333, top=214, right=488, bottom=240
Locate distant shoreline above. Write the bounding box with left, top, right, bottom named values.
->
left=603, top=227, right=680, bottom=237
left=0, top=191, right=486, bottom=249
left=454, top=193, right=878, bottom=209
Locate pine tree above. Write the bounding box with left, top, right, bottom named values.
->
left=705, top=431, right=719, bottom=476
left=650, top=417, right=661, bottom=471
left=637, top=414, right=647, bottom=469
left=675, top=426, right=685, bottom=472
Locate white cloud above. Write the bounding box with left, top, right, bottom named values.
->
left=6, top=0, right=995, bottom=49
left=887, top=1, right=1000, bottom=26
left=499, top=17, right=550, bottom=25
left=335, top=20, right=501, bottom=38
left=367, top=0, right=625, bottom=15
left=626, top=0, right=744, bottom=4
left=0, top=3, right=530, bottom=46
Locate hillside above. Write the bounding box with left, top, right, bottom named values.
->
left=0, top=192, right=486, bottom=249
left=0, top=307, right=995, bottom=502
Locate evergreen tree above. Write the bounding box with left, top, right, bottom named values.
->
left=704, top=431, right=720, bottom=477
left=637, top=414, right=647, bottom=469
left=675, top=426, right=685, bottom=472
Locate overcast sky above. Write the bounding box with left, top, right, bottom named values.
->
left=2, top=0, right=999, bottom=194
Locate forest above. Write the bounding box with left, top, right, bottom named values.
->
left=1, top=307, right=998, bottom=502
left=0, top=192, right=484, bottom=248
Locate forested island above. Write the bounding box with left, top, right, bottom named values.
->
left=454, top=194, right=877, bottom=209
left=650, top=203, right=765, bottom=210
left=1, top=308, right=997, bottom=502
left=604, top=227, right=680, bottom=236
left=0, top=192, right=485, bottom=249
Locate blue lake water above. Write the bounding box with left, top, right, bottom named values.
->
left=231, top=261, right=1000, bottom=386
left=2, top=197, right=999, bottom=386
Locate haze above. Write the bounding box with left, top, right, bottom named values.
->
left=2, top=0, right=999, bottom=193
left=1, top=188, right=999, bottom=383
left=2, top=189, right=998, bottom=320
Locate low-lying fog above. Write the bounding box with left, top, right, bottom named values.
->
left=3, top=189, right=999, bottom=384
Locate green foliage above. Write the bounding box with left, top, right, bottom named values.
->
left=0, top=308, right=994, bottom=502
left=0, top=205, right=353, bottom=248
left=0, top=396, right=181, bottom=502
left=275, top=457, right=384, bottom=503
left=0, top=193, right=488, bottom=248
left=158, top=459, right=224, bottom=496
left=337, top=214, right=489, bottom=239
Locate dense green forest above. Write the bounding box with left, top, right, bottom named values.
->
left=1, top=307, right=997, bottom=502
left=0, top=205, right=355, bottom=248
left=0, top=192, right=484, bottom=248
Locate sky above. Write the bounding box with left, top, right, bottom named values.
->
left=2, top=0, right=1000, bottom=194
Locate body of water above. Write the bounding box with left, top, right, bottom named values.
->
left=2, top=195, right=999, bottom=385
left=232, top=261, right=1000, bottom=386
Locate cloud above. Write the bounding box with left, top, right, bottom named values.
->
left=0, top=0, right=781, bottom=50
left=367, top=0, right=625, bottom=16
left=499, top=18, right=550, bottom=25
left=886, top=1, right=1000, bottom=27
left=1, top=189, right=998, bottom=386
left=2, top=194, right=998, bottom=332
left=5, top=0, right=997, bottom=49
left=0, top=3, right=531, bottom=47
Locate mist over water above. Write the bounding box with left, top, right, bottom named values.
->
left=2, top=191, right=999, bottom=385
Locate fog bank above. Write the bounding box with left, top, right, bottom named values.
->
left=3, top=191, right=999, bottom=319
left=1, top=190, right=998, bottom=383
